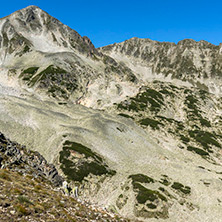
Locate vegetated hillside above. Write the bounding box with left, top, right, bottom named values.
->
left=0, top=132, right=130, bottom=222
left=113, top=80, right=222, bottom=162
left=0, top=5, right=222, bottom=222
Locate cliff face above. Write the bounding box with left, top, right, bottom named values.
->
left=100, top=37, right=222, bottom=95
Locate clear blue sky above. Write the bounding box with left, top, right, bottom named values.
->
left=1, top=0, right=222, bottom=47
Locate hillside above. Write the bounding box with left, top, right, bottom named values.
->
left=0, top=132, right=130, bottom=222
left=0, top=5, right=222, bottom=222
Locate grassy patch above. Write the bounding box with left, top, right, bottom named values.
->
left=22, top=67, right=39, bottom=75
left=133, top=182, right=167, bottom=204
left=199, top=117, right=211, bottom=127
left=129, top=174, right=155, bottom=184
left=118, top=113, right=134, bottom=119
left=16, top=204, right=29, bottom=216
left=59, top=141, right=116, bottom=182
left=188, top=130, right=220, bottom=151
left=0, top=171, right=12, bottom=181
left=171, top=182, right=191, bottom=195
left=187, top=146, right=209, bottom=156
left=117, top=87, right=164, bottom=113
left=180, top=135, right=190, bottom=144
left=17, top=195, right=33, bottom=205
left=139, top=118, right=163, bottom=130
left=159, top=175, right=171, bottom=186
left=23, top=45, right=30, bottom=53
left=19, top=67, right=39, bottom=81
left=147, top=203, right=157, bottom=209
left=156, top=115, right=174, bottom=123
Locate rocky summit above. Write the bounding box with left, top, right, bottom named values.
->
left=0, top=5, right=222, bottom=222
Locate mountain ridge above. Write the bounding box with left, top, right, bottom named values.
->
left=100, top=36, right=222, bottom=96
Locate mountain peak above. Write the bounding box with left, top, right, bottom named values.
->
left=15, top=5, right=42, bottom=14
left=0, top=5, right=100, bottom=55
left=23, top=5, right=40, bottom=9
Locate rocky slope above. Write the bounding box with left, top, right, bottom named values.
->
left=0, top=5, right=137, bottom=106
left=0, top=5, right=222, bottom=222
left=0, top=132, right=63, bottom=186
left=100, top=37, right=222, bottom=95
left=0, top=132, right=130, bottom=222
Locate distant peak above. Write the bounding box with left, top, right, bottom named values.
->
left=0, top=5, right=44, bottom=21
left=177, top=39, right=197, bottom=45
left=14, top=5, right=42, bottom=14
left=18, top=5, right=44, bottom=15
left=24, top=5, right=40, bottom=10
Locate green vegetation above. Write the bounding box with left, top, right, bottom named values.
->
left=19, top=67, right=39, bottom=81
left=17, top=195, right=33, bottom=205
left=159, top=89, right=175, bottom=97
left=59, top=141, right=116, bottom=182
left=23, top=45, right=30, bottom=53
left=187, top=146, right=209, bottom=156
left=63, top=141, right=102, bottom=161
left=28, top=65, right=68, bottom=87
left=199, top=118, right=211, bottom=127
left=39, top=65, right=67, bottom=76
left=159, top=175, right=171, bottom=186
left=0, top=168, right=125, bottom=221
left=146, top=203, right=157, bottom=209
left=2, top=32, right=9, bottom=47
left=199, top=89, right=208, bottom=101
left=129, top=174, right=155, bottom=184
left=132, top=182, right=167, bottom=204
left=118, top=113, right=134, bottom=119
left=23, top=67, right=39, bottom=74
left=0, top=171, right=11, bottom=181
left=20, top=65, right=78, bottom=99
left=188, top=130, right=220, bottom=151
left=156, top=115, right=174, bottom=123
left=117, top=87, right=164, bottom=113
left=180, top=135, right=190, bottom=144
left=185, top=95, right=199, bottom=113
left=171, top=182, right=191, bottom=195
left=15, top=204, right=29, bottom=216
left=184, top=93, right=211, bottom=127
left=139, top=118, right=163, bottom=130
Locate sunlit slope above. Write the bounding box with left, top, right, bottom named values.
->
left=0, top=92, right=221, bottom=221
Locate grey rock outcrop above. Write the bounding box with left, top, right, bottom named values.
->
left=100, top=37, right=222, bottom=94
left=0, top=132, right=63, bottom=186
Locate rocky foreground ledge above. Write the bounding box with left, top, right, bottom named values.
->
left=0, top=132, right=132, bottom=222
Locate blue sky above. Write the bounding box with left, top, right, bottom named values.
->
left=1, top=0, right=222, bottom=47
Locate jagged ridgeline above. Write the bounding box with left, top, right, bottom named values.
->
left=1, top=5, right=222, bottom=222
left=100, top=37, right=222, bottom=90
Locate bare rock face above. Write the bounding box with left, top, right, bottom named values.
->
left=100, top=37, right=222, bottom=95
left=0, top=132, right=63, bottom=186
